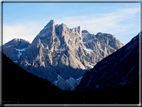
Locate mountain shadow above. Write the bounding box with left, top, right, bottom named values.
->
left=2, top=48, right=139, bottom=104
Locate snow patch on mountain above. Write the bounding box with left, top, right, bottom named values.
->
left=66, top=77, right=78, bottom=90
left=84, top=48, right=93, bottom=52
left=15, top=48, right=26, bottom=52
left=76, top=76, right=83, bottom=84
left=17, top=52, right=22, bottom=59
left=53, top=75, right=83, bottom=91
left=53, top=75, right=61, bottom=86
left=87, top=64, right=94, bottom=68
left=14, top=61, right=18, bottom=63
left=15, top=48, right=26, bottom=59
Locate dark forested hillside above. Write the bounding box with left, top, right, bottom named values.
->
left=2, top=52, right=63, bottom=104
left=2, top=51, right=139, bottom=104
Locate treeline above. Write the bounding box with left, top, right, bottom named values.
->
left=2, top=53, right=139, bottom=104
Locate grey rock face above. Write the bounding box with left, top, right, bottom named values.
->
left=95, top=32, right=123, bottom=50
left=2, top=38, right=31, bottom=62
left=2, top=20, right=123, bottom=91
left=76, top=32, right=140, bottom=91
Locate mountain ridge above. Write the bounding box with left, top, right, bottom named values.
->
left=2, top=19, right=123, bottom=90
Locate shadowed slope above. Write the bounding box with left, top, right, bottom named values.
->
left=76, top=32, right=140, bottom=91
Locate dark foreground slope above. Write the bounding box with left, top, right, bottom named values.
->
left=2, top=48, right=139, bottom=104
left=2, top=52, right=63, bottom=104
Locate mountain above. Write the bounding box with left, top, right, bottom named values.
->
left=76, top=32, right=140, bottom=91
left=2, top=19, right=123, bottom=90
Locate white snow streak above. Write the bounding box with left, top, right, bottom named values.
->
left=76, top=76, right=83, bottom=84
left=84, top=48, right=93, bottom=52
left=15, top=48, right=26, bottom=59
left=17, top=51, right=22, bottom=59
left=13, top=61, right=18, bottom=63
left=53, top=75, right=61, bottom=86
left=15, top=48, right=26, bottom=51
left=88, top=64, right=94, bottom=68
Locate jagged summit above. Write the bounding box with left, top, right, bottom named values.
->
left=95, top=32, right=118, bottom=41
left=5, top=38, right=30, bottom=44
left=44, top=19, right=56, bottom=28
left=13, top=38, right=25, bottom=41
left=82, top=30, right=89, bottom=33
left=60, top=23, right=67, bottom=26
left=95, top=32, right=123, bottom=50
left=3, top=38, right=30, bottom=48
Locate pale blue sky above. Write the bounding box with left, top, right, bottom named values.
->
left=3, top=2, right=140, bottom=45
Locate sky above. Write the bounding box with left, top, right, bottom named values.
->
left=2, top=1, right=140, bottom=45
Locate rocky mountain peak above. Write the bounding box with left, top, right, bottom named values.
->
left=71, top=26, right=82, bottom=35
left=44, top=19, right=56, bottom=28
left=13, top=38, right=23, bottom=41
left=3, top=38, right=30, bottom=49
left=95, top=32, right=123, bottom=50
left=82, top=30, right=89, bottom=33
left=95, top=32, right=114, bottom=39
left=96, top=32, right=102, bottom=35
left=10, top=38, right=30, bottom=44
left=60, top=23, right=67, bottom=27
left=2, top=20, right=124, bottom=91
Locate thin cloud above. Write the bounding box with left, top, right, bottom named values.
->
left=56, top=7, right=139, bottom=32
left=3, top=22, right=44, bottom=44
left=55, top=7, right=139, bottom=44
left=3, top=6, right=139, bottom=45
